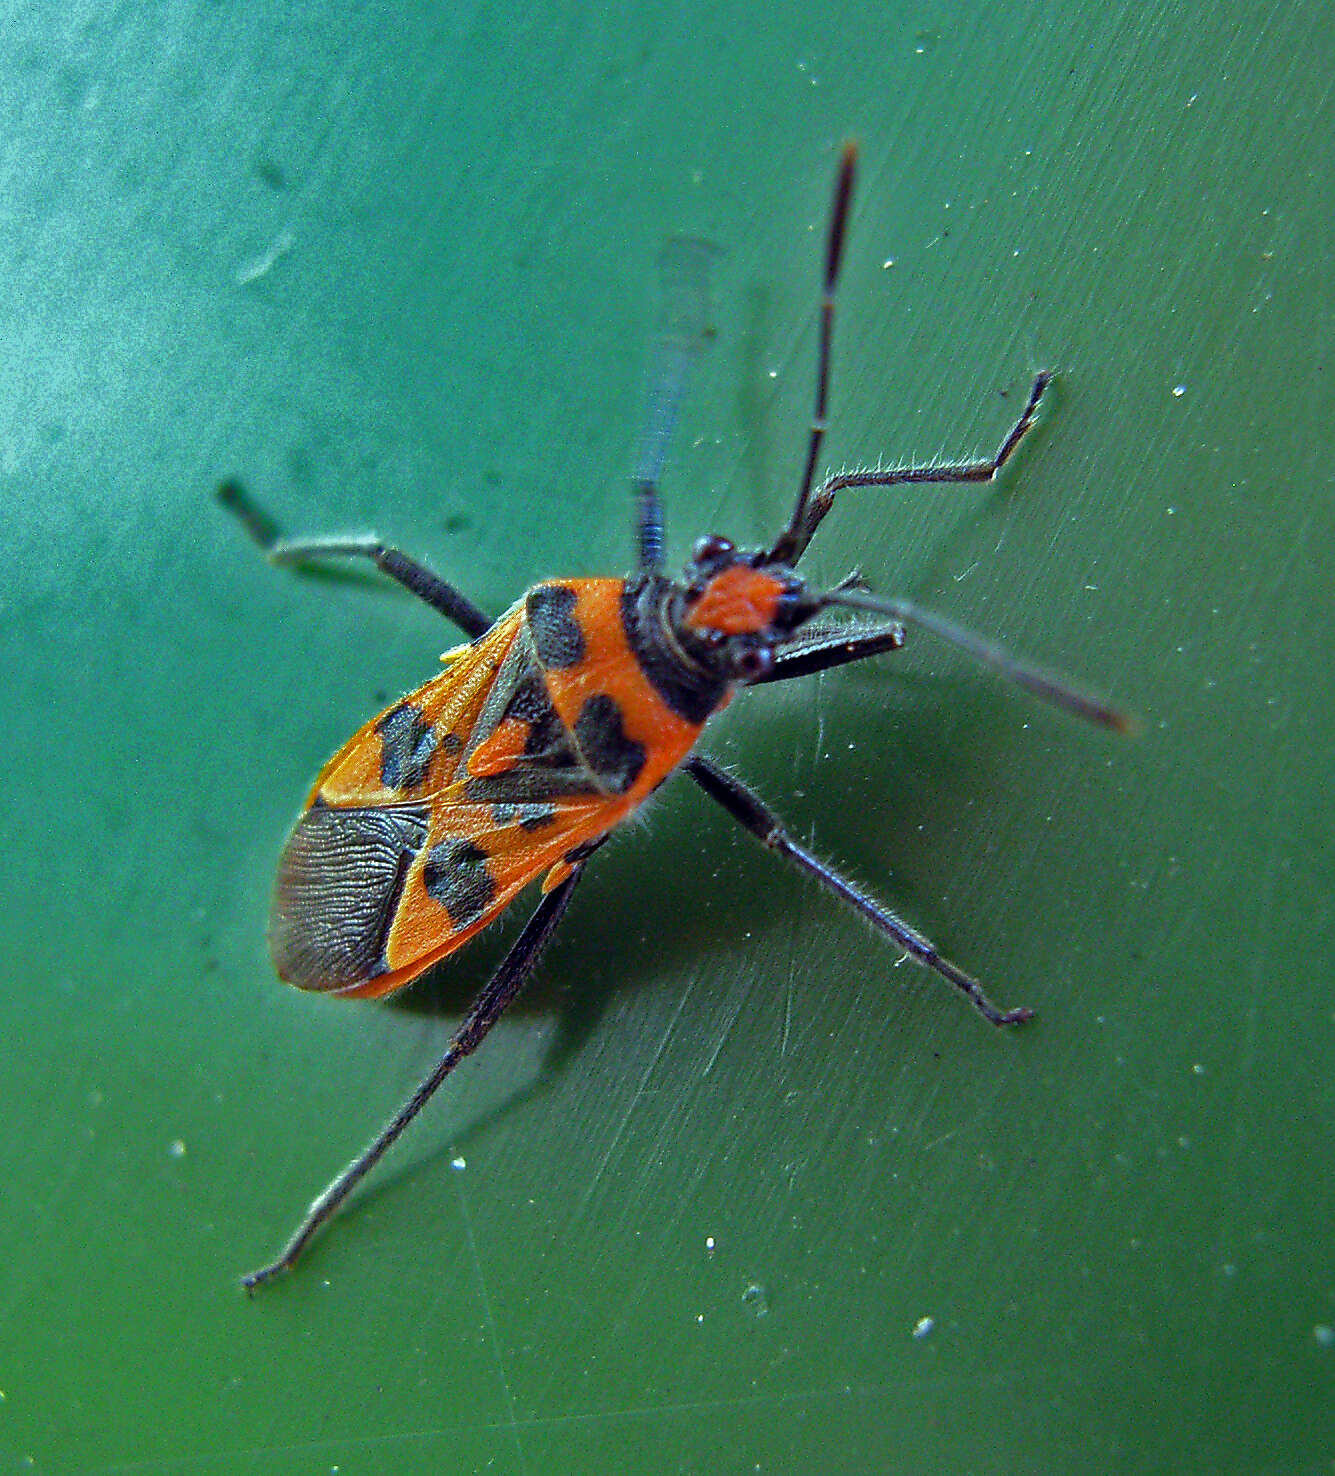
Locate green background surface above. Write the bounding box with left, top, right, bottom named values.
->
left=2, top=3, right=1331, bottom=1473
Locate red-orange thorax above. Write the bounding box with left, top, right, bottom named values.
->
left=542, top=578, right=715, bottom=800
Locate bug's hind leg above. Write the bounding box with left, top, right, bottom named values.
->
left=242, top=864, right=587, bottom=1291
left=216, top=479, right=492, bottom=639
left=683, top=755, right=1031, bottom=1027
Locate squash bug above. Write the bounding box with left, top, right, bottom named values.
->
left=222, top=142, right=1130, bottom=1289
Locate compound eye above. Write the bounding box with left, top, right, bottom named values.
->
left=734, top=645, right=775, bottom=682
left=692, top=533, right=735, bottom=565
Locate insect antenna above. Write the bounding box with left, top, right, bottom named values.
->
left=770, top=140, right=859, bottom=566
left=632, top=236, right=719, bottom=570
left=821, top=587, right=1135, bottom=734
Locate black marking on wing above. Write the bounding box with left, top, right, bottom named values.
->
left=463, top=769, right=595, bottom=804
left=574, top=694, right=647, bottom=794
left=467, top=628, right=580, bottom=771
left=375, top=703, right=439, bottom=790
left=508, top=674, right=572, bottom=761
left=270, top=803, right=430, bottom=990
left=491, top=802, right=559, bottom=832
left=458, top=620, right=625, bottom=804
left=460, top=628, right=602, bottom=802
left=423, top=838, right=497, bottom=927
left=526, top=584, right=585, bottom=669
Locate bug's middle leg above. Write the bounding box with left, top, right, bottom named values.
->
left=216, top=479, right=492, bottom=639
left=683, top=755, right=1031, bottom=1027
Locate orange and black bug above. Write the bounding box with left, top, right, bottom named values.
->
left=222, top=143, right=1130, bottom=1290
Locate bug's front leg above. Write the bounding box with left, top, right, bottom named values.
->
left=774, top=371, right=1054, bottom=565
left=683, top=755, right=1032, bottom=1027
left=747, top=621, right=907, bottom=685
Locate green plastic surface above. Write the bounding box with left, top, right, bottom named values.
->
left=3, top=4, right=1331, bottom=1473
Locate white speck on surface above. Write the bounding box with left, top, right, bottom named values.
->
left=167, top=1138, right=186, bottom=1159
left=1172, top=383, right=1186, bottom=397
left=742, top=1282, right=769, bottom=1317
left=451, top=1155, right=466, bottom=1171
left=912, top=1315, right=935, bottom=1339
left=1315, top=1325, right=1334, bottom=1348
